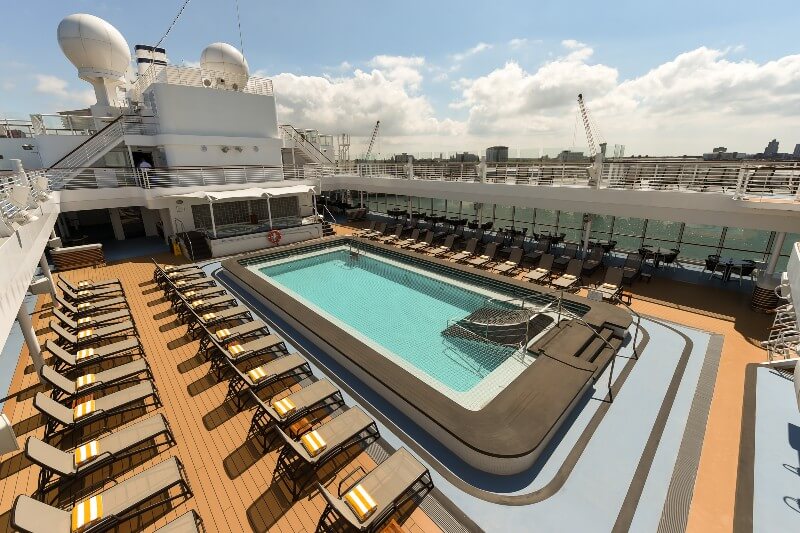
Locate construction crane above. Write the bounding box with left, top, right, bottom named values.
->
left=364, top=120, right=380, bottom=160
left=577, top=94, right=606, bottom=159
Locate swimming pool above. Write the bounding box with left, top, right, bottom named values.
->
left=257, top=248, right=526, bottom=395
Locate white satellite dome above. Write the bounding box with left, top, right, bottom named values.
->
left=200, top=42, right=249, bottom=77
left=57, top=14, right=131, bottom=80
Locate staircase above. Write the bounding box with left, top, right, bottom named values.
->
left=442, top=307, right=553, bottom=346
left=529, top=321, right=623, bottom=374
left=179, top=231, right=212, bottom=261
left=279, top=125, right=335, bottom=165
left=321, top=220, right=335, bottom=237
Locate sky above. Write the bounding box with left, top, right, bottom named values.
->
left=1, top=0, right=799, bottom=157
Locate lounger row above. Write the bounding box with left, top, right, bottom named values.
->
left=154, top=261, right=436, bottom=532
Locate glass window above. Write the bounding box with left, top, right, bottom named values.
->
left=722, top=227, right=771, bottom=259
left=589, top=214, right=613, bottom=240
left=494, top=205, right=514, bottom=228
left=643, top=219, right=682, bottom=249
left=557, top=211, right=584, bottom=242
left=534, top=209, right=558, bottom=235
left=431, top=198, right=447, bottom=216
left=611, top=216, right=645, bottom=252
left=514, top=207, right=535, bottom=235
left=446, top=200, right=461, bottom=218
left=461, top=201, right=477, bottom=221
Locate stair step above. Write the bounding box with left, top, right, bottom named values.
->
left=579, top=328, right=614, bottom=363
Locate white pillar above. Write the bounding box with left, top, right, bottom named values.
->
left=17, top=303, right=44, bottom=376
left=582, top=216, right=592, bottom=256
left=766, top=231, right=786, bottom=275
left=209, top=200, right=218, bottom=238
left=39, top=253, right=57, bottom=305
left=266, top=198, right=273, bottom=229
left=108, top=208, right=125, bottom=240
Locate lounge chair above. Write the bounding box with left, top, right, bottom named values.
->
left=46, top=338, right=144, bottom=373
left=317, top=448, right=434, bottom=533
left=168, top=284, right=225, bottom=306
left=11, top=456, right=192, bottom=533
left=353, top=221, right=376, bottom=237
left=407, top=231, right=435, bottom=252
left=34, top=382, right=161, bottom=438
left=25, top=413, right=174, bottom=496
left=52, top=307, right=131, bottom=332
left=50, top=320, right=136, bottom=351
left=523, top=254, right=555, bottom=284
left=274, top=406, right=380, bottom=499
left=524, top=240, right=550, bottom=264
left=168, top=276, right=217, bottom=294
left=397, top=229, right=420, bottom=248
left=366, top=222, right=388, bottom=240
left=186, top=305, right=253, bottom=338
left=211, top=334, right=288, bottom=377
left=59, top=277, right=122, bottom=294
left=582, top=246, right=604, bottom=275
left=41, top=360, right=152, bottom=402
left=152, top=259, right=197, bottom=281
left=550, top=258, right=583, bottom=291
left=226, top=353, right=312, bottom=410
left=198, top=319, right=270, bottom=358
left=553, top=242, right=579, bottom=270
left=54, top=294, right=128, bottom=317
left=178, top=295, right=236, bottom=323
left=59, top=283, right=122, bottom=303
left=594, top=266, right=624, bottom=302
left=376, top=225, right=403, bottom=244
left=622, top=253, right=643, bottom=285
left=450, top=238, right=479, bottom=262
left=466, top=242, right=498, bottom=268
left=154, top=511, right=202, bottom=533
left=428, top=234, right=456, bottom=257
left=248, top=379, right=344, bottom=451
left=493, top=247, right=523, bottom=275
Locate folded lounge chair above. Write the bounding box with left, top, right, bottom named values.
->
left=226, top=352, right=312, bottom=410
left=550, top=258, right=583, bottom=291
left=46, top=338, right=143, bottom=374
left=59, top=284, right=122, bottom=303
left=248, top=379, right=344, bottom=451
left=50, top=320, right=136, bottom=351
left=41, top=360, right=152, bottom=402
left=54, top=294, right=128, bottom=318
left=59, top=277, right=122, bottom=294
left=52, top=307, right=131, bottom=333
left=523, top=253, right=554, bottom=284
left=34, top=381, right=161, bottom=439
left=274, top=406, right=380, bottom=500
left=451, top=238, right=478, bottom=262
left=25, top=413, right=174, bottom=496
left=466, top=242, right=498, bottom=268
left=493, top=247, right=523, bottom=275
left=318, top=447, right=434, bottom=533
left=11, top=456, right=192, bottom=533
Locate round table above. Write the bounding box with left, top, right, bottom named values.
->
left=642, top=246, right=676, bottom=268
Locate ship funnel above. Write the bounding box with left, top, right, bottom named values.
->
left=134, top=44, right=168, bottom=76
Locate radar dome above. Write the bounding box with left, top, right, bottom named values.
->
left=200, top=42, right=249, bottom=77
left=57, top=14, right=131, bottom=80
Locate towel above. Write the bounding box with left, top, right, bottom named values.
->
left=77, top=329, right=93, bottom=340
left=176, top=280, right=185, bottom=286
left=190, top=299, right=204, bottom=308
left=563, top=274, right=576, bottom=280
left=247, top=366, right=268, bottom=383
left=76, top=348, right=95, bottom=361
left=300, top=430, right=327, bottom=457
left=74, top=440, right=100, bottom=466
left=78, top=281, right=91, bottom=289
left=344, top=484, right=378, bottom=522
left=272, top=397, right=296, bottom=417
left=75, top=374, right=96, bottom=389
left=77, top=317, right=93, bottom=326
left=215, top=328, right=231, bottom=340
left=77, top=303, right=91, bottom=310
left=73, top=400, right=95, bottom=420
left=201, top=312, right=216, bottom=321
left=71, top=495, right=103, bottom=531
left=77, top=290, right=91, bottom=297
left=228, top=343, right=245, bottom=356
left=183, top=290, right=196, bottom=298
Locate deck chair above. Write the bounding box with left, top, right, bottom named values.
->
left=524, top=240, right=550, bottom=264
left=248, top=379, right=344, bottom=451
left=451, top=238, right=479, bottom=262
left=211, top=334, right=288, bottom=378
left=406, top=230, right=434, bottom=251
left=594, top=267, right=623, bottom=302
left=493, top=247, right=523, bottom=275
left=551, top=259, right=583, bottom=291
left=428, top=234, right=456, bottom=257
left=353, top=221, right=376, bottom=237
left=187, top=305, right=253, bottom=338
left=366, top=222, right=388, bottom=240
left=11, top=457, right=192, bottom=533
left=59, top=283, right=122, bottom=303
left=46, top=338, right=143, bottom=373
left=274, top=406, right=380, bottom=500
left=523, top=254, right=554, bottom=284
left=34, top=381, right=161, bottom=438
left=376, top=225, right=403, bottom=244
left=55, top=294, right=128, bottom=317
left=169, top=284, right=225, bottom=306
left=553, top=242, right=579, bottom=269
left=397, top=229, right=421, bottom=248
left=622, top=253, right=643, bottom=285
left=179, top=295, right=236, bottom=322
left=318, top=447, right=434, bottom=533
left=154, top=511, right=202, bottom=533
left=41, top=360, right=152, bottom=402
left=50, top=320, right=136, bottom=351
left=52, top=307, right=131, bottom=332
left=168, top=276, right=216, bottom=295
left=159, top=267, right=205, bottom=286
left=582, top=246, right=604, bottom=275
left=225, top=353, right=312, bottom=410
left=466, top=242, right=498, bottom=268
left=59, top=278, right=122, bottom=294
left=26, top=413, right=174, bottom=496
left=152, top=259, right=197, bottom=281
left=198, top=319, right=271, bottom=358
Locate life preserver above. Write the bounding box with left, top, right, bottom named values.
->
left=266, top=229, right=282, bottom=245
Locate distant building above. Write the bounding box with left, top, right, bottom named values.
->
left=557, top=150, right=586, bottom=162
left=450, top=152, right=479, bottom=163
left=764, top=139, right=779, bottom=157
left=712, top=147, right=727, bottom=153
left=393, top=153, right=413, bottom=163
left=793, top=144, right=800, bottom=157
left=485, top=146, right=509, bottom=163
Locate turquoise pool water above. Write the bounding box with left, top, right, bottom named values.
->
left=258, top=249, right=517, bottom=392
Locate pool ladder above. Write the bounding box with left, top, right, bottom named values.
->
left=349, top=240, right=363, bottom=260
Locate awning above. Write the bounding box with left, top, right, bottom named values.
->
left=163, top=185, right=315, bottom=201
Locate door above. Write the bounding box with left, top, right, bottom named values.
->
left=118, top=207, right=146, bottom=239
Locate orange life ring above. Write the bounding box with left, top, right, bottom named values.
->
left=266, top=229, right=282, bottom=245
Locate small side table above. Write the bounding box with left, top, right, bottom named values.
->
left=640, top=272, right=652, bottom=283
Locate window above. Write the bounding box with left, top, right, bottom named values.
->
left=446, top=200, right=462, bottom=219
left=721, top=227, right=771, bottom=260
left=534, top=209, right=557, bottom=235
left=514, top=207, right=535, bottom=234
left=611, top=217, right=645, bottom=252
left=589, top=214, right=613, bottom=241
left=494, top=204, right=514, bottom=228
left=643, top=219, right=682, bottom=248
left=557, top=211, right=584, bottom=243
left=191, top=204, right=211, bottom=230
left=680, top=223, right=724, bottom=262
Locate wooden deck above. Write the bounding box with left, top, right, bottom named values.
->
left=0, top=253, right=441, bottom=533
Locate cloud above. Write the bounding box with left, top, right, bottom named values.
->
left=34, top=74, right=95, bottom=106
left=366, top=55, right=425, bottom=90
left=452, top=42, right=492, bottom=63
left=508, top=38, right=529, bottom=49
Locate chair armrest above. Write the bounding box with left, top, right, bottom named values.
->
left=337, top=466, right=368, bottom=497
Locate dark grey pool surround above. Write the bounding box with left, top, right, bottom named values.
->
left=222, top=236, right=633, bottom=475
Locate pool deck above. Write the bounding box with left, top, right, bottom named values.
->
left=0, top=223, right=776, bottom=532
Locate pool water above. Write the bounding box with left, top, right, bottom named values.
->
left=258, top=249, right=517, bottom=392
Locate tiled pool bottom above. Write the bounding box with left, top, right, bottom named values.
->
left=250, top=246, right=548, bottom=409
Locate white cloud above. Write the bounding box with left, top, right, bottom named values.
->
left=34, top=74, right=95, bottom=106
left=452, top=42, right=492, bottom=63
left=366, top=55, right=426, bottom=90
left=508, top=38, right=529, bottom=49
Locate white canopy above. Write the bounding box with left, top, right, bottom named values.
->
left=164, top=185, right=315, bottom=201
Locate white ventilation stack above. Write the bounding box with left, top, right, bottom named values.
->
left=134, top=44, right=168, bottom=76
left=200, top=42, right=249, bottom=91
left=56, top=14, right=131, bottom=107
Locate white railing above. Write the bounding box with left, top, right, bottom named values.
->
left=0, top=169, right=50, bottom=233
left=129, top=65, right=274, bottom=102
left=30, top=114, right=96, bottom=136
left=279, top=125, right=335, bottom=165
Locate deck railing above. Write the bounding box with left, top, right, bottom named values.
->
left=129, top=64, right=274, bottom=102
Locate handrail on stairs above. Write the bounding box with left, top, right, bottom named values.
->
left=173, top=218, right=196, bottom=262
left=280, top=124, right=335, bottom=164
left=47, top=114, right=126, bottom=171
